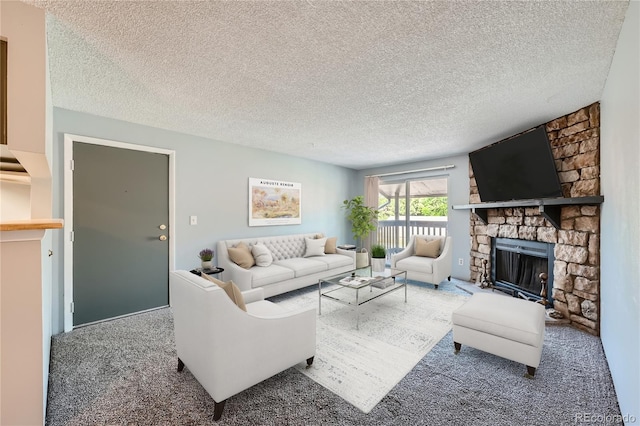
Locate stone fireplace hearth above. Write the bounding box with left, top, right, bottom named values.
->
left=467, top=103, right=602, bottom=336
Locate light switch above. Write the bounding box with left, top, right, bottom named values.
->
left=190, top=215, right=197, bottom=225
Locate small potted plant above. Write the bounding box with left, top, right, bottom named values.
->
left=198, top=248, right=214, bottom=270
left=371, top=244, right=386, bottom=272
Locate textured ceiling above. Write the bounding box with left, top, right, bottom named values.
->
left=30, top=0, right=628, bottom=169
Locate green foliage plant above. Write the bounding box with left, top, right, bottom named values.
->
left=342, top=196, right=378, bottom=252
left=198, top=248, right=214, bottom=261
left=371, top=244, right=386, bottom=258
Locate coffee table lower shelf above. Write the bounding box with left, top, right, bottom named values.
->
left=318, top=268, right=407, bottom=329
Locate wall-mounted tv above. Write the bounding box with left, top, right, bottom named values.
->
left=469, top=126, right=563, bottom=202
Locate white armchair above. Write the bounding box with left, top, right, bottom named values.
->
left=169, top=270, right=316, bottom=421
left=391, top=235, right=453, bottom=289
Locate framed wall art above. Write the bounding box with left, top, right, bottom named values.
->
left=249, top=178, right=301, bottom=226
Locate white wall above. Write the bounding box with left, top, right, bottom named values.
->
left=357, top=154, right=471, bottom=281
left=51, top=107, right=358, bottom=333
left=600, top=0, right=639, bottom=420
left=0, top=2, right=52, bottom=424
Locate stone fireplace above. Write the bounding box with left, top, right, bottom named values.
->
left=468, top=102, right=602, bottom=336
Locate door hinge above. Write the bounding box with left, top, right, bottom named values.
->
left=70, top=231, right=74, bottom=242
left=70, top=302, right=75, bottom=314
left=70, top=159, right=75, bottom=171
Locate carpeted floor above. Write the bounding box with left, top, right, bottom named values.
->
left=46, top=281, right=622, bottom=425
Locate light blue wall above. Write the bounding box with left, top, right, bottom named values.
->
left=356, top=154, right=471, bottom=281
left=600, top=1, right=639, bottom=420
left=51, top=108, right=358, bottom=333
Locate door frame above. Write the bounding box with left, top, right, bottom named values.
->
left=63, top=133, right=176, bottom=332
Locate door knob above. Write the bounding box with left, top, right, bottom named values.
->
left=159, top=224, right=167, bottom=230
left=159, top=235, right=167, bottom=241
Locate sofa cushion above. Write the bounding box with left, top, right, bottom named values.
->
left=395, top=255, right=434, bottom=274
left=415, top=238, right=441, bottom=258
left=274, top=257, right=328, bottom=277
left=304, top=237, right=326, bottom=257
left=311, top=253, right=354, bottom=269
left=228, top=242, right=256, bottom=269
left=251, top=243, right=273, bottom=267
left=250, top=264, right=296, bottom=287
left=324, top=237, right=338, bottom=254
left=200, top=274, right=247, bottom=312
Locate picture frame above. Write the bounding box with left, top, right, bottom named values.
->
left=249, top=178, right=301, bottom=226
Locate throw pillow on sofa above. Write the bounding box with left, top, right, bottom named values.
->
left=324, top=237, right=338, bottom=254
left=228, top=242, right=256, bottom=269
left=251, top=243, right=273, bottom=267
left=200, top=273, right=247, bottom=311
left=415, top=238, right=441, bottom=258
left=304, top=237, right=327, bottom=257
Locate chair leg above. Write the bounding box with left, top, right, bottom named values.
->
left=213, top=399, right=226, bottom=421
left=177, top=358, right=185, bottom=372
left=448, top=276, right=451, bottom=281
left=454, top=342, right=461, bottom=353
left=306, top=356, right=314, bottom=369
left=525, top=365, right=536, bottom=379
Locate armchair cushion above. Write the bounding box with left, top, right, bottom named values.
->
left=200, top=274, right=247, bottom=311
left=228, top=242, right=255, bottom=269
left=416, top=238, right=441, bottom=258
left=396, top=255, right=435, bottom=274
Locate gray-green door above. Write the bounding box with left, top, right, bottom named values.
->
left=73, top=142, right=169, bottom=326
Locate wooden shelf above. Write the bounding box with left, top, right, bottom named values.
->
left=452, top=196, right=604, bottom=229
left=0, top=219, right=64, bottom=231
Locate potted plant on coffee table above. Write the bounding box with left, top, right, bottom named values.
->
left=371, top=244, right=386, bottom=273
left=342, top=196, right=378, bottom=268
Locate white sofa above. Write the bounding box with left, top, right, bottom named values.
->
left=390, top=235, right=453, bottom=289
left=170, top=270, right=316, bottom=420
left=217, top=233, right=356, bottom=298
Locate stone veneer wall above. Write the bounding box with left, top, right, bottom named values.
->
left=469, top=102, right=601, bottom=335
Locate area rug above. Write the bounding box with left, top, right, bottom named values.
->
left=274, top=284, right=468, bottom=413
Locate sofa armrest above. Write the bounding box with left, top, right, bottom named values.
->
left=336, top=247, right=356, bottom=267
left=223, top=264, right=254, bottom=291
left=216, top=240, right=254, bottom=291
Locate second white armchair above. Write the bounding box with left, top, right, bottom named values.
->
left=391, top=235, right=453, bottom=289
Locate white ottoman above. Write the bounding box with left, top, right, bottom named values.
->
left=452, top=292, right=545, bottom=378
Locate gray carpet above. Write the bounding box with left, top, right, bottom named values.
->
left=46, top=283, right=622, bottom=426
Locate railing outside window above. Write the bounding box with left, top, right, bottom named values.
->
left=376, top=218, right=447, bottom=260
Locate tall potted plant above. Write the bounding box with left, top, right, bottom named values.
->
left=342, top=196, right=378, bottom=268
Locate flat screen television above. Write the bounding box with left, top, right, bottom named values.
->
left=469, top=126, right=563, bottom=202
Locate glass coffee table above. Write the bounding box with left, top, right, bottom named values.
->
left=318, top=266, right=407, bottom=328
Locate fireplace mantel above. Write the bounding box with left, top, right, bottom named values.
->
left=452, top=195, right=604, bottom=228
